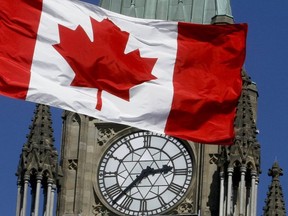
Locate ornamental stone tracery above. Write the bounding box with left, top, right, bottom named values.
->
left=169, top=198, right=194, bottom=214
left=96, top=127, right=116, bottom=146
left=68, top=159, right=78, bottom=170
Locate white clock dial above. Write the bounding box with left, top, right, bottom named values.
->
left=97, top=131, right=193, bottom=215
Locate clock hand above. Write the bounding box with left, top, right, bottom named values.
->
left=149, top=165, right=173, bottom=175
left=112, top=166, right=153, bottom=204
left=112, top=165, right=172, bottom=204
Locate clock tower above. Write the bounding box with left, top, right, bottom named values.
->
left=56, top=0, right=261, bottom=215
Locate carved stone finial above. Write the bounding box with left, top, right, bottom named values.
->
left=268, top=161, right=283, bottom=180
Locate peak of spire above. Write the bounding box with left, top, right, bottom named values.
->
left=263, top=162, right=286, bottom=216
left=268, top=161, right=283, bottom=179
left=26, top=104, right=55, bottom=149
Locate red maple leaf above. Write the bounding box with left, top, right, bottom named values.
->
left=53, top=17, right=157, bottom=110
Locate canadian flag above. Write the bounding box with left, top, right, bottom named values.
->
left=0, top=0, right=247, bottom=144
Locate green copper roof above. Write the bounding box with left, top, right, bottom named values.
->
left=99, top=0, right=232, bottom=24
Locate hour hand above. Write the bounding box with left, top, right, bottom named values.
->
left=133, top=165, right=172, bottom=180
left=150, top=165, right=173, bottom=175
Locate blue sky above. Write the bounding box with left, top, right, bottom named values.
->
left=1, top=0, right=288, bottom=215
left=232, top=1, right=288, bottom=213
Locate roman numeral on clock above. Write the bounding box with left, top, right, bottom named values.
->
left=106, top=184, right=121, bottom=198
left=174, top=168, right=188, bottom=175
left=171, top=152, right=183, bottom=160
left=143, top=135, right=152, bottom=147
left=168, top=182, right=183, bottom=194
left=125, top=141, right=133, bottom=152
left=103, top=171, right=117, bottom=177
left=140, top=200, right=147, bottom=212
left=120, top=196, right=133, bottom=209
left=157, top=195, right=166, bottom=206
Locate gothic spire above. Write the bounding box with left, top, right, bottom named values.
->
left=219, top=69, right=260, bottom=173
left=16, top=104, right=58, bottom=183
left=232, top=70, right=260, bottom=170
left=16, top=104, right=59, bottom=216
left=263, top=161, right=286, bottom=216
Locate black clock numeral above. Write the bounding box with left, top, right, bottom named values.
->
left=125, top=141, right=134, bottom=152
left=171, top=152, right=183, bottom=161
left=174, top=168, right=188, bottom=175
left=120, top=196, right=133, bottom=209
left=143, top=135, right=152, bottom=147
left=103, top=171, right=117, bottom=178
left=106, top=184, right=121, bottom=198
left=168, top=182, right=183, bottom=194
left=140, top=200, right=147, bottom=212
left=157, top=195, right=166, bottom=206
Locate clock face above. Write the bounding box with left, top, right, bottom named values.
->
left=97, top=131, right=193, bottom=216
